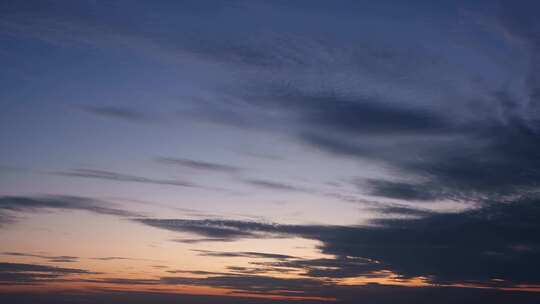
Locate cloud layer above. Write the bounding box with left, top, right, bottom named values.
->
left=137, top=196, right=540, bottom=287
left=0, top=195, right=138, bottom=225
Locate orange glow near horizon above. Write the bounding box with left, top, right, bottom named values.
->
left=1, top=209, right=539, bottom=300
left=2, top=248, right=540, bottom=302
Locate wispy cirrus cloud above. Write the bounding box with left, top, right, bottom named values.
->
left=0, top=195, right=139, bottom=226
left=2, top=252, right=78, bottom=263
left=172, top=237, right=235, bottom=244
left=55, top=168, right=202, bottom=189
left=244, top=179, right=307, bottom=192
left=135, top=218, right=269, bottom=240
left=192, top=250, right=296, bottom=260
left=0, top=262, right=95, bottom=284
left=157, top=157, right=243, bottom=174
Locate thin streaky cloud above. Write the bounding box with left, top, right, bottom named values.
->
left=157, top=157, right=243, bottom=174
left=244, top=179, right=307, bottom=192
left=2, top=252, right=78, bottom=263
left=55, top=168, right=202, bottom=189
left=81, top=106, right=156, bottom=122
left=0, top=195, right=140, bottom=226
left=192, top=250, right=297, bottom=260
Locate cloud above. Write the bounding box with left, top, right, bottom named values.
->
left=361, top=179, right=453, bottom=202
left=160, top=274, right=329, bottom=297
left=90, top=257, right=138, bottom=261
left=3, top=260, right=539, bottom=303
left=157, top=157, right=243, bottom=174
left=0, top=195, right=138, bottom=226
left=251, top=86, right=540, bottom=204
left=253, top=89, right=455, bottom=135
left=498, top=0, right=540, bottom=117
left=166, top=269, right=227, bottom=276
left=245, top=179, right=306, bottom=192
left=136, top=197, right=540, bottom=287
left=7, top=0, right=537, bottom=206
left=56, top=168, right=202, bottom=189
left=89, top=256, right=161, bottom=262
left=0, top=262, right=94, bottom=284
left=81, top=106, right=155, bottom=122
left=127, top=0, right=540, bottom=206
left=223, top=81, right=540, bottom=207
left=90, top=257, right=133, bottom=261
left=80, top=278, right=160, bottom=285
left=192, top=250, right=296, bottom=260
left=2, top=252, right=78, bottom=263
left=134, top=219, right=273, bottom=240
left=252, top=256, right=383, bottom=279
left=225, top=266, right=282, bottom=275
left=172, top=237, right=235, bottom=244
left=3, top=1, right=540, bottom=301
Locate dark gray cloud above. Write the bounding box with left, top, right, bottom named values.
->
left=136, top=197, right=540, bottom=287
left=159, top=270, right=540, bottom=302
left=160, top=274, right=329, bottom=296
left=56, top=168, right=201, bottom=188
left=173, top=237, right=235, bottom=244
left=225, top=266, right=288, bottom=275
left=370, top=205, right=434, bottom=219
left=255, top=88, right=540, bottom=204
left=0, top=263, right=90, bottom=274
left=245, top=179, right=306, bottom=192
left=251, top=89, right=455, bottom=135
left=3, top=259, right=539, bottom=303
left=0, top=262, right=94, bottom=284
left=210, top=79, right=539, bottom=208
left=0, top=195, right=138, bottom=226
left=90, top=256, right=161, bottom=262
left=362, top=179, right=454, bottom=202
left=192, top=250, right=296, bottom=260
left=157, top=157, right=243, bottom=174
left=152, top=265, right=168, bottom=269
left=153, top=0, right=540, bottom=206
left=251, top=256, right=383, bottom=279
left=135, top=218, right=273, bottom=240
left=8, top=0, right=536, bottom=204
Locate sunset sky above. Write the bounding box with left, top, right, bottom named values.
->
left=1, top=1, right=540, bottom=303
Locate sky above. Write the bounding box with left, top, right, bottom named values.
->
left=1, top=0, right=540, bottom=303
